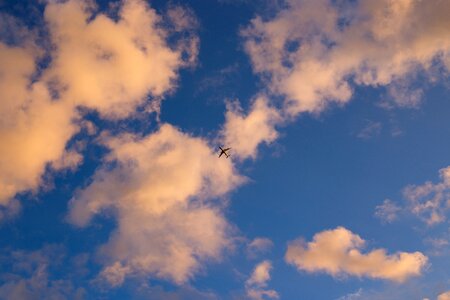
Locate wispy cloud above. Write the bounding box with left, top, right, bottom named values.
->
left=0, top=198, right=21, bottom=223
left=424, top=237, right=450, bottom=256
left=246, top=237, right=274, bottom=259
left=195, top=63, right=241, bottom=97
left=0, top=245, right=87, bottom=300
left=374, top=199, right=401, bottom=224
left=357, top=121, right=382, bottom=140
left=336, top=288, right=363, bottom=300
left=403, top=166, right=450, bottom=225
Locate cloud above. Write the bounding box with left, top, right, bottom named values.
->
left=246, top=238, right=274, bottom=258
left=221, top=97, right=281, bottom=160
left=129, top=282, right=219, bottom=300
left=0, top=245, right=86, bottom=300
left=223, top=0, right=450, bottom=162
left=0, top=198, right=21, bottom=222
left=195, top=63, right=240, bottom=98
left=357, top=121, right=382, bottom=140
left=403, top=166, right=450, bottom=225
left=335, top=288, right=363, bottom=300
left=43, top=0, right=186, bottom=118
left=387, top=80, right=424, bottom=109
left=335, top=284, right=435, bottom=300
left=242, top=0, right=450, bottom=116
left=375, top=199, right=401, bottom=224
left=50, top=150, right=84, bottom=172
left=0, top=43, right=77, bottom=204
left=424, top=237, right=450, bottom=257
left=438, top=291, right=450, bottom=300
left=68, top=124, right=244, bottom=285
left=0, top=0, right=197, bottom=207
left=245, top=260, right=279, bottom=300
left=285, top=227, right=427, bottom=282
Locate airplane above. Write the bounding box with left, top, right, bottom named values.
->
left=218, top=146, right=231, bottom=158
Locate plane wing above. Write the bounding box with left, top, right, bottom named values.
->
left=218, top=146, right=231, bottom=158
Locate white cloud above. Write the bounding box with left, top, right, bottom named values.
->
left=0, top=0, right=197, bottom=207
left=285, top=227, right=427, bottom=282
left=245, top=260, right=279, bottom=300
left=242, top=0, right=450, bottom=116
left=375, top=199, right=401, bottom=224
left=403, top=166, right=450, bottom=225
left=68, top=124, right=244, bottom=285
left=221, top=97, right=281, bottom=160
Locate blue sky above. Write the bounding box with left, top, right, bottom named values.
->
left=0, top=0, right=450, bottom=299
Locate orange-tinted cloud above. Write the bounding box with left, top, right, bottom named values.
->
left=225, top=0, right=450, bottom=162
left=44, top=0, right=184, bottom=118
left=0, top=0, right=197, bottom=207
left=438, top=291, right=450, bottom=300
left=0, top=41, right=77, bottom=204
left=285, top=227, right=427, bottom=282
left=222, top=97, right=280, bottom=160
left=246, top=260, right=279, bottom=300
left=403, top=166, right=450, bottom=225
left=68, top=124, right=244, bottom=285
left=243, top=0, right=450, bottom=115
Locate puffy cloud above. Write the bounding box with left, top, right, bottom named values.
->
left=247, top=260, right=272, bottom=286
left=375, top=199, right=401, bottom=224
left=0, top=0, right=197, bottom=207
left=68, top=124, right=244, bottom=285
left=221, top=97, right=281, bottom=160
left=285, top=227, right=427, bottom=282
left=242, top=0, right=450, bottom=116
left=438, top=291, right=450, bottom=300
left=44, top=0, right=186, bottom=118
left=245, top=260, right=279, bottom=300
left=225, top=0, right=450, bottom=161
left=403, top=166, right=450, bottom=225
left=0, top=42, right=77, bottom=205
